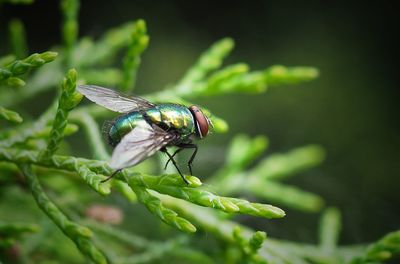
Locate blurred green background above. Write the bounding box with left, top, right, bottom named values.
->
left=1, top=0, right=398, bottom=246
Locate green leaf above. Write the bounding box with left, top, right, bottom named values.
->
left=77, top=165, right=111, bottom=195
left=131, top=185, right=197, bottom=233
left=0, top=54, right=16, bottom=66
left=350, top=230, right=400, bottom=263
left=319, top=207, right=341, bottom=252
left=0, top=51, right=58, bottom=85
left=40, top=68, right=82, bottom=160
left=250, top=145, right=325, bottom=181
left=0, top=106, right=23, bottom=123
left=226, top=134, right=269, bottom=170
left=5, top=76, right=25, bottom=86
left=249, top=180, right=324, bottom=212
left=175, top=38, right=234, bottom=93
left=9, top=19, right=27, bottom=58
left=264, top=65, right=319, bottom=85
left=61, top=0, right=80, bottom=66
left=73, top=22, right=138, bottom=68
left=249, top=231, right=267, bottom=252
left=19, top=164, right=107, bottom=264
left=72, top=111, right=109, bottom=160
left=0, top=221, right=39, bottom=235
left=80, top=68, right=123, bottom=87
left=137, top=174, right=285, bottom=218
left=0, top=101, right=57, bottom=148
left=121, top=19, right=149, bottom=92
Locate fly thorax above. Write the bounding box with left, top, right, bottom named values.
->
left=149, top=104, right=195, bottom=136
left=144, top=108, right=162, bottom=124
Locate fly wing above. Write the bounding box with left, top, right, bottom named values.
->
left=77, top=85, right=155, bottom=113
left=109, top=122, right=176, bottom=170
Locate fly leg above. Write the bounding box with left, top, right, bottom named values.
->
left=176, top=144, right=198, bottom=176
left=101, top=169, right=122, bottom=183
left=184, top=144, right=198, bottom=175
left=162, top=149, right=189, bottom=185
left=164, top=148, right=183, bottom=170
left=187, top=144, right=198, bottom=176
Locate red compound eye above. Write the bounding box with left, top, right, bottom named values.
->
left=189, top=106, right=209, bottom=138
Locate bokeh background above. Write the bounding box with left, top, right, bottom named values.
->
left=1, top=0, right=398, bottom=246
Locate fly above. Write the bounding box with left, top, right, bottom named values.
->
left=77, top=85, right=212, bottom=184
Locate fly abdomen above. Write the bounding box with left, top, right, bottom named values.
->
left=108, top=125, right=120, bottom=147
left=107, top=111, right=146, bottom=146
left=102, top=120, right=118, bottom=147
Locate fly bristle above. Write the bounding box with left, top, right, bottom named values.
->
left=102, top=120, right=116, bottom=147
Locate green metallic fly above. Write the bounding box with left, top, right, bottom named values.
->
left=77, top=85, right=212, bottom=184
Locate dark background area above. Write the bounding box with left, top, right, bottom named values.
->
left=1, top=0, right=398, bottom=245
